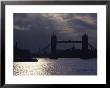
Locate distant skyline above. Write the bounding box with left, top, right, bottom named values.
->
left=14, top=13, right=97, bottom=53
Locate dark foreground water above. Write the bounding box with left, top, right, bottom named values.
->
left=13, top=58, right=97, bottom=75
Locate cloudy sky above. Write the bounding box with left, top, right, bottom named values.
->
left=14, top=13, right=97, bottom=53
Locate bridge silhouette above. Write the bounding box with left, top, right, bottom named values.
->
left=36, top=33, right=97, bottom=59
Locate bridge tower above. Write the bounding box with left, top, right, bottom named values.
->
left=51, top=33, right=57, bottom=57
left=82, top=33, right=88, bottom=51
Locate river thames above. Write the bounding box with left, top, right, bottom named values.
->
left=13, top=58, right=97, bottom=76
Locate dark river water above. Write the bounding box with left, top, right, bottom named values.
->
left=13, top=58, right=97, bottom=75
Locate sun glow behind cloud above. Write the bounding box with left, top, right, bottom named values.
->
left=27, top=13, right=76, bottom=35
left=14, top=13, right=97, bottom=33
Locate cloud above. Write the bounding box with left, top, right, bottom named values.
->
left=14, top=25, right=31, bottom=31
left=72, top=14, right=97, bottom=25
left=14, top=13, right=97, bottom=52
left=14, top=13, right=97, bottom=33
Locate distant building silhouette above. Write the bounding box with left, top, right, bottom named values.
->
left=14, top=42, right=37, bottom=62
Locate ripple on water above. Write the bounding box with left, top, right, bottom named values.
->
left=13, top=58, right=97, bottom=75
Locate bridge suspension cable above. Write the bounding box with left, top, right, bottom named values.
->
left=88, top=43, right=96, bottom=50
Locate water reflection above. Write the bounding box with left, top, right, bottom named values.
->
left=13, top=58, right=97, bottom=75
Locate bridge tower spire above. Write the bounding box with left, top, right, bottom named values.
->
left=82, top=33, right=88, bottom=51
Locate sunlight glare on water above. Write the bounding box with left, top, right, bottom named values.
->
left=13, top=58, right=97, bottom=76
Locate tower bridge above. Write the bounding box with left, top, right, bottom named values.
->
left=37, top=33, right=97, bottom=59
